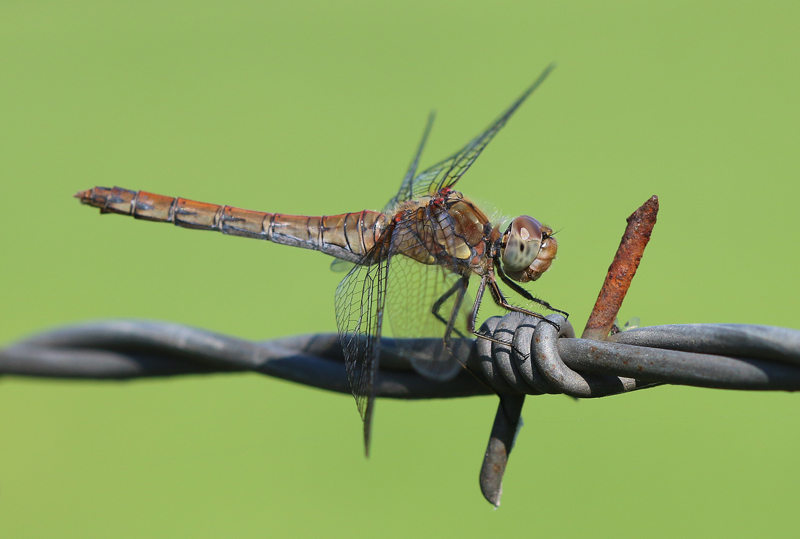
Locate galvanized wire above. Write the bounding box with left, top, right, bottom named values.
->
left=3, top=315, right=800, bottom=397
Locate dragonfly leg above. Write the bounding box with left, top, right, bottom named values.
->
left=486, top=276, right=561, bottom=331
left=431, top=279, right=463, bottom=327
left=467, top=275, right=530, bottom=359
left=494, top=260, right=569, bottom=319
left=431, top=278, right=469, bottom=346
left=431, top=278, right=469, bottom=342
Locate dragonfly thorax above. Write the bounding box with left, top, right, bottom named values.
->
left=390, top=190, right=496, bottom=274
left=500, top=215, right=557, bottom=283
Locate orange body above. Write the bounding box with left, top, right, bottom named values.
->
left=76, top=186, right=388, bottom=264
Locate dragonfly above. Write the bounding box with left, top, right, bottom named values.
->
left=76, top=64, right=566, bottom=454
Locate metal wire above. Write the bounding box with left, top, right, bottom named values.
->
left=3, top=315, right=800, bottom=396
left=5, top=313, right=800, bottom=507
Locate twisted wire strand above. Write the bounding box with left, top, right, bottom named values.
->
left=3, top=316, right=800, bottom=396
left=471, top=313, right=647, bottom=397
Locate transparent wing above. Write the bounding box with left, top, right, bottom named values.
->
left=330, top=259, right=355, bottom=273
left=388, top=64, right=555, bottom=209
left=384, top=255, right=472, bottom=381
left=383, top=111, right=436, bottom=213
left=383, top=211, right=474, bottom=380
left=334, top=240, right=391, bottom=456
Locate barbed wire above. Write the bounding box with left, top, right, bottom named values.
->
left=3, top=313, right=800, bottom=506
left=6, top=195, right=797, bottom=507
left=5, top=315, right=799, bottom=394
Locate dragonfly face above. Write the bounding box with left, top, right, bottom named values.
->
left=500, top=215, right=558, bottom=283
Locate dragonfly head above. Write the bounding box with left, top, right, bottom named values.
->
left=500, top=216, right=557, bottom=283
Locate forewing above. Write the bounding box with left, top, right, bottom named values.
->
left=383, top=112, right=436, bottom=213
left=334, top=241, right=391, bottom=456
left=406, top=65, right=555, bottom=200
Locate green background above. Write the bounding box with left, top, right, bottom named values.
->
left=2, top=1, right=799, bottom=537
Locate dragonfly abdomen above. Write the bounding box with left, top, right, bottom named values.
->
left=76, top=186, right=386, bottom=264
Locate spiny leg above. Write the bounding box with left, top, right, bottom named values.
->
left=442, top=278, right=469, bottom=346
left=430, top=278, right=468, bottom=341
left=495, top=260, right=569, bottom=319
left=466, top=275, right=530, bottom=359
left=486, top=277, right=561, bottom=331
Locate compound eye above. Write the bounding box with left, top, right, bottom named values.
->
left=501, top=215, right=543, bottom=273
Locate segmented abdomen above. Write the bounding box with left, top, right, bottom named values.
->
left=76, top=186, right=387, bottom=264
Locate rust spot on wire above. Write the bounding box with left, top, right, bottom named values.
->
left=582, top=196, right=659, bottom=341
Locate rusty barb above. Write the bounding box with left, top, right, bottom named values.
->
left=582, top=195, right=659, bottom=341
left=4, top=196, right=800, bottom=507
